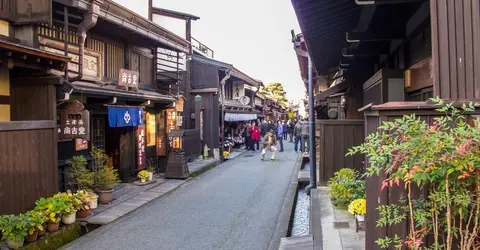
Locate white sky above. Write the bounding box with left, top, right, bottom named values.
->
left=112, top=0, right=305, bottom=101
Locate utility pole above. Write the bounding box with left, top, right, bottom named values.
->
left=220, top=70, right=231, bottom=162
left=305, top=55, right=317, bottom=195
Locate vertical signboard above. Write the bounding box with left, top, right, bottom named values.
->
left=137, top=126, right=145, bottom=169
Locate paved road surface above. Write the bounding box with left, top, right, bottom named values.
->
left=64, top=141, right=299, bottom=250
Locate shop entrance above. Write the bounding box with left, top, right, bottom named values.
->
left=104, top=120, right=137, bottom=182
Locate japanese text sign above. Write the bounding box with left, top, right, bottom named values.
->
left=58, top=101, right=90, bottom=141
left=137, top=126, right=146, bottom=169
left=118, top=69, right=139, bottom=91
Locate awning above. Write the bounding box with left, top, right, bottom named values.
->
left=73, top=81, right=176, bottom=103
left=225, top=113, right=258, bottom=122
left=108, top=106, right=144, bottom=127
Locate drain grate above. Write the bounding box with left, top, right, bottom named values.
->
left=333, top=221, right=350, bottom=229
left=243, top=155, right=254, bottom=158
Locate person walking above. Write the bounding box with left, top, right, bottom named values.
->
left=248, top=121, right=260, bottom=152
left=261, top=129, right=277, bottom=161
left=243, top=121, right=252, bottom=151
left=277, top=120, right=284, bottom=152
left=288, top=120, right=295, bottom=142
left=300, top=118, right=309, bottom=153
left=268, top=120, right=277, bottom=135
left=294, top=120, right=302, bottom=152
left=282, top=120, right=288, bottom=140
left=260, top=120, right=269, bottom=138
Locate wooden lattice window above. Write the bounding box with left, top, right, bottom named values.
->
left=92, top=116, right=105, bottom=149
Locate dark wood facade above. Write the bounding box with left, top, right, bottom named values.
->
left=290, top=0, right=480, bottom=248
left=316, top=120, right=364, bottom=185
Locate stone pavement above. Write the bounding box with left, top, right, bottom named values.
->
left=84, top=157, right=221, bottom=226
left=312, top=187, right=365, bottom=250
left=62, top=142, right=299, bottom=250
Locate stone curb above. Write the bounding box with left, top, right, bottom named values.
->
left=268, top=154, right=303, bottom=250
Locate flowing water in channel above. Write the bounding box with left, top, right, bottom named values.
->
left=291, top=162, right=311, bottom=236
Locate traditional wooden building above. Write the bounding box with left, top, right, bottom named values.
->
left=190, top=54, right=262, bottom=156
left=0, top=1, right=72, bottom=214
left=34, top=0, right=192, bottom=185
left=292, top=0, right=479, bottom=248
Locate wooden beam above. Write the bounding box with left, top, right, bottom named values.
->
left=342, top=46, right=389, bottom=57
left=346, top=30, right=405, bottom=42
left=355, top=0, right=423, bottom=4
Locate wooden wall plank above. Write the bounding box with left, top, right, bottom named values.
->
left=316, top=120, right=364, bottom=184
left=464, top=0, right=475, bottom=100
left=455, top=0, right=466, bottom=99
left=0, top=127, right=57, bottom=214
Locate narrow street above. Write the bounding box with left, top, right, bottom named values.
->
left=64, top=142, right=299, bottom=250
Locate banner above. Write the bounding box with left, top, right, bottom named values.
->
left=108, top=106, right=144, bottom=127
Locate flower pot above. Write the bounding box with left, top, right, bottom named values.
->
left=26, top=230, right=38, bottom=242
left=6, top=239, right=24, bottom=249
left=46, top=220, right=59, bottom=232
left=88, top=200, right=98, bottom=210
left=97, top=189, right=114, bottom=204
left=76, top=209, right=90, bottom=219
left=356, top=214, right=365, bottom=222
left=62, top=212, right=76, bottom=225
left=38, top=226, right=46, bottom=237
left=148, top=172, right=153, bottom=181
left=140, top=178, right=146, bottom=183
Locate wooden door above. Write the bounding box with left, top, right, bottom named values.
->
left=119, top=127, right=136, bottom=182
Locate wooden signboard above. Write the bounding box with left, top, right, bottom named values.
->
left=175, top=96, right=184, bottom=112
left=12, top=0, right=52, bottom=25
left=137, top=126, right=146, bottom=169
left=118, top=69, right=139, bottom=91
left=156, top=136, right=167, bottom=156
left=39, top=37, right=102, bottom=82
left=75, top=138, right=88, bottom=151
left=58, top=101, right=90, bottom=141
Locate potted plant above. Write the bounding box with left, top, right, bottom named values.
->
left=87, top=191, right=98, bottom=209
left=24, top=210, right=46, bottom=243
left=54, top=191, right=82, bottom=224
left=138, top=170, right=150, bottom=183
left=0, top=215, right=28, bottom=249
left=348, top=198, right=366, bottom=222
left=68, top=155, right=95, bottom=190
left=92, top=147, right=120, bottom=204
left=146, top=158, right=156, bottom=181
left=327, top=168, right=365, bottom=207
left=36, top=210, right=48, bottom=237
left=34, top=197, right=63, bottom=232
left=74, top=190, right=93, bottom=218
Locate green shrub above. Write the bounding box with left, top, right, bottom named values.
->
left=327, top=168, right=365, bottom=206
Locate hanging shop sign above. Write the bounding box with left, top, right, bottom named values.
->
left=137, top=125, right=146, bottom=169
left=175, top=96, right=185, bottom=112
left=39, top=37, right=102, bottom=81
left=232, top=81, right=245, bottom=100
left=75, top=138, right=88, bottom=151
left=156, top=136, right=167, bottom=156
left=108, top=106, right=144, bottom=127
left=58, top=100, right=90, bottom=141
left=118, top=69, right=139, bottom=91
left=166, top=109, right=177, bottom=133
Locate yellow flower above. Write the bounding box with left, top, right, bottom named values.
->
left=348, top=199, right=366, bottom=215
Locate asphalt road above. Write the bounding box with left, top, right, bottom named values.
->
left=64, top=141, right=299, bottom=250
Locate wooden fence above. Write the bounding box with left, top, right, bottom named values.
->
left=0, top=121, right=58, bottom=214
left=316, top=119, right=364, bottom=185
left=182, top=129, right=202, bottom=161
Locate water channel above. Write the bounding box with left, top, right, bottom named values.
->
left=290, top=162, right=310, bottom=236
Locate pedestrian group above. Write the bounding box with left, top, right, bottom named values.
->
left=242, top=118, right=310, bottom=161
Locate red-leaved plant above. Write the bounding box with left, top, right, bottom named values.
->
left=348, top=97, right=480, bottom=250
